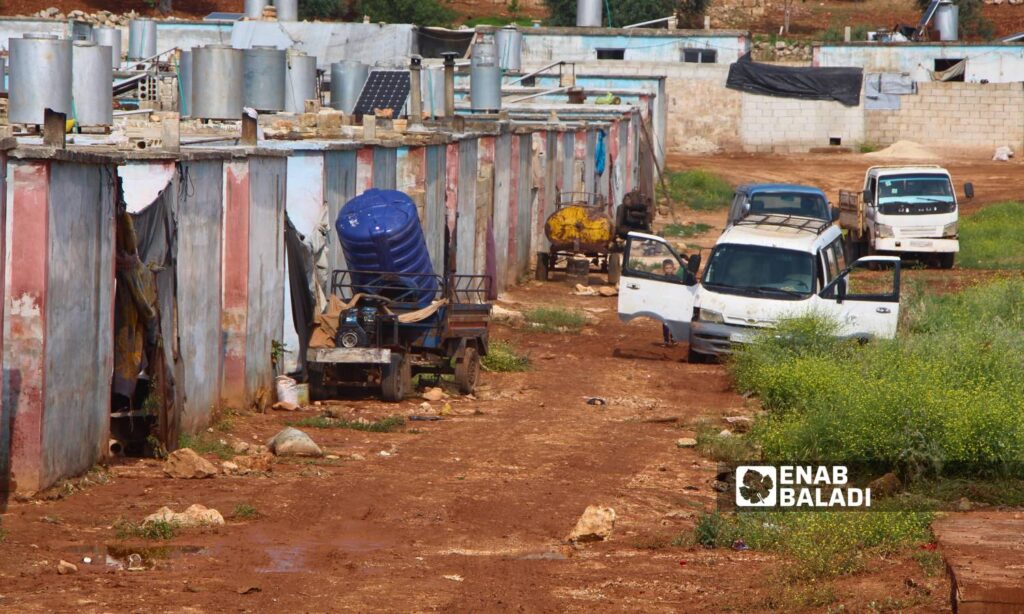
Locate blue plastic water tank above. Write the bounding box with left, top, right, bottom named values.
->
left=335, top=189, right=438, bottom=307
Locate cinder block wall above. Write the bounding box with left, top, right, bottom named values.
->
left=740, top=93, right=865, bottom=153
left=865, top=82, right=1024, bottom=149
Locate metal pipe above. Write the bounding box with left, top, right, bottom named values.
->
left=505, top=60, right=564, bottom=86
left=623, top=16, right=674, bottom=28
left=408, top=55, right=422, bottom=124
left=442, top=51, right=458, bottom=118
left=507, top=86, right=568, bottom=104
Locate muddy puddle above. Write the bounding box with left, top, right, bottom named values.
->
left=66, top=544, right=206, bottom=570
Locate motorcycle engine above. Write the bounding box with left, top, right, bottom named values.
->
left=336, top=305, right=380, bottom=348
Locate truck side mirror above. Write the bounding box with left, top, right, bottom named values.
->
left=862, top=190, right=873, bottom=204
left=686, top=253, right=701, bottom=276
left=964, top=182, right=974, bottom=199
left=831, top=205, right=840, bottom=222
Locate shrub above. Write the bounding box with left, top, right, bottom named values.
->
left=114, top=519, right=179, bottom=540
left=354, top=0, right=456, bottom=26
left=481, top=340, right=530, bottom=372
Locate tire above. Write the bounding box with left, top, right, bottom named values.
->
left=607, top=252, right=622, bottom=285
left=938, top=252, right=955, bottom=269
left=687, top=347, right=709, bottom=364
left=535, top=252, right=550, bottom=282
left=454, top=346, right=481, bottom=394
left=381, top=352, right=411, bottom=402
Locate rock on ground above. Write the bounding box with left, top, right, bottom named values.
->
left=867, top=472, right=902, bottom=497
left=676, top=438, right=698, bottom=448
left=266, top=427, right=322, bottom=457
left=233, top=452, right=273, bottom=474
left=422, top=387, right=445, bottom=402
left=145, top=504, right=225, bottom=528
left=163, top=448, right=218, bottom=479
left=57, top=560, right=77, bottom=575
left=491, top=304, right=525, bottom=325
left=567, top=505, right=616, bottom=543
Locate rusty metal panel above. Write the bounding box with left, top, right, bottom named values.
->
left=620, top=120, right=631, bottom=195
left=244, top=156, right=286, bottom=408
left=220, top=160, right=250, bottom=408
left=424, top=144, right=446, bottom=274
left=42, top=161, right=115, bottom=489
left=492, top=133, right=511, bottom=293
left=176, top=160, right=224, bottom=432
left=561, top=132, right=574, bottom=195
left=356, top=147, right=373, bottom=193
left=455, top=138, right=477, bottom=275
left=584, top=129, right=597, bottom=196
left=372, top=147, right=397, bottom=189
left=324, top=149, right=357, bottom=273
left=543, top=132, right=557, bottom=250
left=516, top=134, right=532, bottom=279
left=477, top=136, right=495, bottom=282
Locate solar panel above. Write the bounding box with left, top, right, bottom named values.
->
left=353, top=70, right=411, bottom=118
left=915, top=0, right=942, bottom=38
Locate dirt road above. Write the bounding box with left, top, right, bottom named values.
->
left=0, top=280, right=947, bottom=612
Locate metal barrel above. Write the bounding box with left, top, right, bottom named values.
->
left=245, top=0, right=268, bottom=18
left=9, top=34, right=73, bottom=125
left=275, top=0, right=298, bottom=21
left=191, top=45, right=243, bottom=120
left=284, top=50, right=317, bottom=113
left=242, top=46, right=286, bottom=111
left=577, top=0, right=602, bottom=27
left=72, top=40, right=113, bottom=126
left=470, top=39, right=502, bottom=112
left=179, top=49, right=193, bottom=118
left=127, top=19, right=157, bottom=60
left=329, top=60, right=369, bottom=114
left=94, top=27, right=122, bottom=68
left=494, top=25, right=522, bottom=71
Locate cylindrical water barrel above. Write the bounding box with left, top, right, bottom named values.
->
left=284, top=50, right=317, bottom=113
left=94, top=27, right=122, bottom=68
left=935, top=3, right=959, bottom=41
left=335, top=189, right=438, bottom=308
left=329, top=60, right=369, bottom=114
left=577, top=0, right=602, bottom=26
left=245, top=0, right=268, bottom=18
left=9, top=34, right=73, bottom=125
left=495, top=25, right=522, bottom=71
left=243, top=46, right=286, bottom=111
left=276, top=0, right=298, bottom=21
left=0, top=58, right=7, bottom=94
left=470, top=39, right=501, bottom=112
left=192, top=45, right=243, bottom=120
left=72, top=41, right=113, bottom=126
left=128, top=19, right=157, bottom=60
left=179, top=49, right=193, bottom=118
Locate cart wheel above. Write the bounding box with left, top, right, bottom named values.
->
left=607, top=252, right=622, bottom=285
left=535, top=252, right=550, bottom=282
left=381, top=352, right=411, bottom=402
left=454, top=346, right=481, bottom=394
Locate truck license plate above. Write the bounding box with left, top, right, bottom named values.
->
left=730, top=331, right=751, bottom=344
left=910, top=240, right=933, bottom=248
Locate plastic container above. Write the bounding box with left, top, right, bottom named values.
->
left=275, top=375, right=300, bottom=405
left=335, top=189, right=437, bottom=308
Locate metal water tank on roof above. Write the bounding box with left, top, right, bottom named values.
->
left=243, top=46, right=286, bottom=111
left=245, top=0, right=267, bottom=18
left=934, top=2, right=959, bottom=41
left=179, top=49, right=193, bottom=118
left=9, top=34, right=72, bottom=125
left=577, top=0, right=602, bottom=27
left=275, top=0, right=298, bottom=21
left=72, top=41, right=113, bottom=126
left=470, top=38, right=502, bottom=112
left=94, top=27, right=122, bottom=68
left=335, top=189, right=438, bottom=309
left=284, top=50, right=317, bottom=113
left=127, top=19, right=157, bottom=60
left=495, top=25, right=522, bottom=71
left=329, top=60, right=369, bottom=114
left=191, top=45, right=243, bottom=120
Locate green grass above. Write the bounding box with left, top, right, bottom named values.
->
left=694, top=422, right=758, bottom=463
left=859, top=142, right=880, bottom=154
left=818, top=23, right=871, bottom=42
left=481, top=340, right=530, bottom=372
left=232, top=503, right=260, bottom=520
left=178, top=433, right=235, bottom=460
left=524, top=307, right=586, bottom=333
left=114, top=519, right=180, bottom=540
left=912, top=549, right=945, bottom=577
left=290, top=415, right=405, bottom=432
left=659, top=170, right=733, bottom=211
left=663, top=222, right=712, bottom=238
left=959, top=201, right=1024, bottom=269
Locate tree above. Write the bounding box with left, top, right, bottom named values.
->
left=543, top=0, right=676, bottom=28
left=914, top=0, right=994, bottom=40
left=676, top=0, right=712, bottom=28
left=300, top=0, right=347, bottom=20
left=355, top=0, right=456, bottom=26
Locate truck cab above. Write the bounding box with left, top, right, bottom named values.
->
left=727, top=183, right=836, bottom=227
left=618, top=215, right=902, bottom=363
left=840, top=166, right=971, bottom=269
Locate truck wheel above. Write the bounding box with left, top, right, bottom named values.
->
left=687, top=347, right=708, bottom=364
left=607, top=252, right=622, bottom=285
left=938, top=253, right=955, bottom=269
left=381, top=352, right=411, bottom=402
left=535, top=252, right=550, bottom=282
left=454, top=346, right=481, bottom=394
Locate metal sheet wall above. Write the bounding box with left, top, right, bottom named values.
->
left=424, top=145, right=446, bottom=275
left=455, top=139, right=477, bottom=275
left=492, top=133, right=511, bottom=292
left=42, top=162, right=115, bottom=489
left=244, top=156, right=286, bottom=403
left=516, top=134, right=532, bottom=280
left=175, top=160, right=224, bottom=432
left=372, top=148, right=397, bottom=190
left=324, top=149, right=357, bottom=273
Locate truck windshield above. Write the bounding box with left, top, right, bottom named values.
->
left=702, top=243, right=815, bottom=300
left=877, top=174, right=955, bottom=215
left=748, top=192, right=829, bottom=220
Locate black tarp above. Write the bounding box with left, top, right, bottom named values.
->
left=285, top=218, right=315, bottom=379
left=726, top=53, right=864, bottom=107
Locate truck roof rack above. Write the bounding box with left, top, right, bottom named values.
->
left=734, top=213, right=832, bottom=235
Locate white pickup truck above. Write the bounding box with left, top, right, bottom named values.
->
left=618, top=215, right=903, bottom=363
left=839, top=166, right=973, bottom=269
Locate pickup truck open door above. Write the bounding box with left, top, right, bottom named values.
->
left=818, top=256, right=901, bottom=339
left=617, top=232, right=700, bottom=340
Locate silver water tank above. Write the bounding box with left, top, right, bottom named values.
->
left=470, top=39, right=502, bottom=112
left=128, top=19, right=157, bottom=60
left=9, top=34, right=73, bottom=125
left=245, top=0, right=268, bottom=18
left=0, top=58, right=6, bottom=94
left=179, top=49, right=193, bottom=118
left=192, top=45, right=243, bottom=120
left=72, top=41, right=113, bottom=126
left=577, top=0, right=602, bottom=27
left=935, top=2, right=959, bottom=41
left=495, top=25, right=522, bottom=71
left=275, top=0, right=298, bottom=21
left=329, top=60, right=369, bottom=114
left=284, top=50, right=317, bottom=113
left=243, top=46, right=286, bottom=111
left=94, top=27, right=122, bottom=68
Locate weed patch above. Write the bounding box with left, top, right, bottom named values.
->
left=178, top=433, right=235, bottom=460
left=482, top=340, right=530, bottom=372
left=524, top=307, right=586, bottom=333
left=912, top=549, right=945, bottom=577
left=232, top=503, right=260, bottom=520
left=114, top=519, right=179, bottom=540
left=659, top=169, right=733, bottom=211
left=959, top=201, right=1024, bottom=270
left=290, top=415, right=405, bottom=432
left=663, top=222, right=712, bottom=238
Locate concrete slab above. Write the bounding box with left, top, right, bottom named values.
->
left=932, top=512, right=1024, bottom=614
